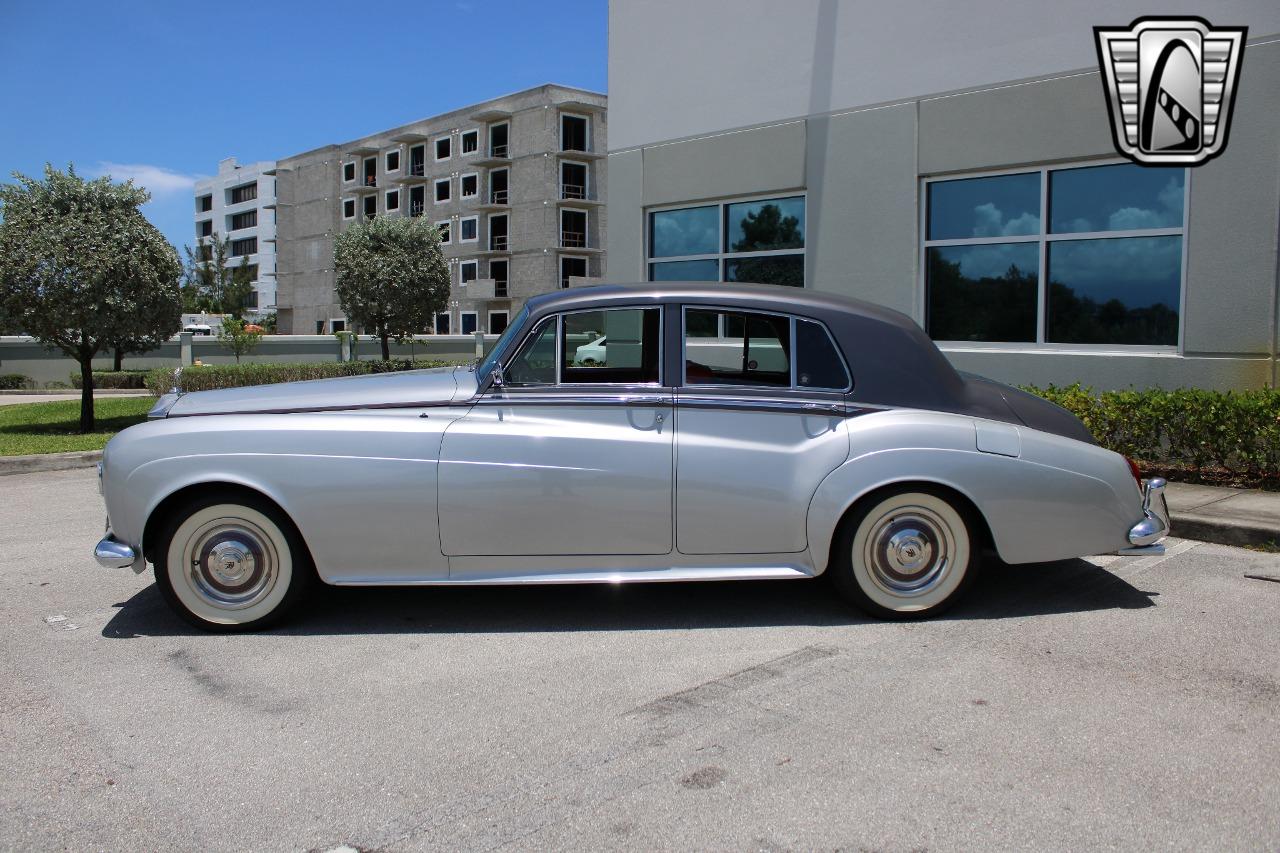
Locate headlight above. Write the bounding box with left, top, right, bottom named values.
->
left=148, top=392, right=179, bottom=419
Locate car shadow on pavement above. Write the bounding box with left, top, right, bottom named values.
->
left=102, top=554, right=1155, bottom=638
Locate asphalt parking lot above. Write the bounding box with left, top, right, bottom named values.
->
left=2, top=467, right=1279, bottom=851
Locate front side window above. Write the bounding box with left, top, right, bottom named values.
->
left=505, top=309, right=662, bottom=387
left=924, top=163, right=1185, bottom=346
left=649, top=196, right=805, bottom=287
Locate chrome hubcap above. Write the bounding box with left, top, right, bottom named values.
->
left=184, top=518, right=278, bottom=610
left=863, top=507, right=953, bottom=597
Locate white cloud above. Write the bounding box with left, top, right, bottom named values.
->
left=89, top=162, right=206, bottom=197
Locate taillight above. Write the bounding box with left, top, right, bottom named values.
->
left=1125, top=456, right=1142, bottom=486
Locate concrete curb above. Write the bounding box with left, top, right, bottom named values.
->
left=0, top=450, right=102, bottom=476
left=1170, top=512, right=1280, bottom=549
left=0, top=390, right=148, bottom=396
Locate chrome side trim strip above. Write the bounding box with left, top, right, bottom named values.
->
left=167, top=399, right=468, bottom=418
left=676, top=395, right=854, bottom=417
left=475, top=392, right=671, bottom=407
left=328, top=565, right=814, bottom=586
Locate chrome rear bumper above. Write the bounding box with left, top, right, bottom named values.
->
left=95, top=533, right=141, bottom=571
left=1119, top=477, right=1170, bottom=555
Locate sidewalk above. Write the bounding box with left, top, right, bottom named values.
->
left=0, top=391, right=149, bottom=405
left=1164, top=482, right=1280, bottom=549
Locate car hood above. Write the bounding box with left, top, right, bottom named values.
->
left=164, top=366, right=475, bottom=417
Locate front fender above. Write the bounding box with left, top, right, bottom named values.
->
left=101, top=409, right=467, bottom=583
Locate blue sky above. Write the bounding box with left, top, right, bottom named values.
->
left=0, top=0, right=607, bottom=253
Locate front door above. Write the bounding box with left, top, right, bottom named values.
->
left=675, top=307, right=852, bottom=555
left=438, top=306, right=672, bottom=557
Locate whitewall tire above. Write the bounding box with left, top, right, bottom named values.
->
left=831, top=488, right=978, bottom=619
left=154, top=494, right=312, bottom=631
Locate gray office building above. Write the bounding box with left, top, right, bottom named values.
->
left=275, top=84, right=607, bottom=335
left=606, top=0, right=1280, bottom=390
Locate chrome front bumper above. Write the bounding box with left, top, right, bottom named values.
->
left=94, top=532, right=142, bottom=571
left=1119, top=477, right=1170, bottom=555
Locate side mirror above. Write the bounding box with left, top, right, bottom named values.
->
left=489, top=364, right=504, bottom=388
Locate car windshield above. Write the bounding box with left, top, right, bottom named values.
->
left=476, top=305, right=529, bottom=379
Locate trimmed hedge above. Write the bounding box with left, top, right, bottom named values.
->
left=71, top=369, right=150, bottom=390
left=0, top=373, right=29, bottom=390
left=144, top=359, right=467, bottom=396
left=1026, top=383, right=1280, bottom=479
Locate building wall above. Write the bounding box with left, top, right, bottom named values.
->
left=275, top=84, right=607, bottom=335
left=193, top=158, right=278, bottom=319
left=608, top=2, right=1280, bottom=390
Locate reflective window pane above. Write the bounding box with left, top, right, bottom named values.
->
left=561, top=308, right=661, bottom=384
left=684, top=309, right=791, bottom=387
left=649, top=206, right=718, bottom=257
left=1050, top=164, right=1184, bottom=234
left=796, top=320, right=850, bottom=389
left=724, top=254, right=804, bottom=287
left=650, top=259, right=718, bottom=281
left=1046, top=237, right=1180, bottom=345
left=927, top=243, right=1038, bottom=342
left=927, top=173, right=1040, bottom=240
left=725, top=196, right=804, bottom=252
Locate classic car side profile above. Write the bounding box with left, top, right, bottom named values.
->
left=94, top=283, right=1170, bottom=631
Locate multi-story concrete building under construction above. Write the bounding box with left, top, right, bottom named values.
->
left=192, top=157, right=278, bottom=321
left=274, top=84, right=607, bottom=335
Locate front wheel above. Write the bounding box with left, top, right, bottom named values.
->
left=830, top=487, right=978, bottom=619
left=153, top=493, right=313, bottom=632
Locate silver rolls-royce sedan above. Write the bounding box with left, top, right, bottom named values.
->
left=94, top=283, right=1169, bottom=631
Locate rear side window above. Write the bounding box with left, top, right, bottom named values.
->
left=683, top=308, right=791, bottom=387
left=796, top=319, right=850, bottom=390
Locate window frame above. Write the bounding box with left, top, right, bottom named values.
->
left=646, top=192, right=807, bottom=284
left=488, top=309, right=509, bottom=334
left=342, top=198, right=356, bottom=220
left=459, top=215, right=479, bottom=243
left=385, top=148, right=401, bottom=173
left=435, top=219, right=451, bottom=244
left=502, top=307, right=665, bottom=388
left=459, top=310, right=479, bottom=335
left=458, top=258, right=478, bottom=285
left=920, top=158, right=1190, bottom=353
left=435, top=312, right=451, bottom=335
left=342, top=162, right=355, bottom=184
left=559, top=112, right=591, bottom=153
left=460, top=129, right=479, bottom=156
left=459, top=171, right=479, bottom=199
left=678, top=305, right=851, bottom=393
left=434, top=134, right=452, bottom=162
left=384, top=188, right=400, bottom=212
left=434, top=177, right=451, bottom=204
left=560, top=254, right=588, bottom=288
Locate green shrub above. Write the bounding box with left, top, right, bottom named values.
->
left=70, top=369, right=150, bottom=390
left=1025, top=383, right=1280, bottom=478
left=144, top=359, right=465, bottom=397
left=0, top=373, right=30, bottom=390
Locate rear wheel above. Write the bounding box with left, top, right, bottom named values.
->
left=153, top=493, right=312, bottom=632
left=830, top=487, right=977, bottom=619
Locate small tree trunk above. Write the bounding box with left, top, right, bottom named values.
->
left=113, top=348, right=124, bottom=371
left=79, top=357, right=95, bottom=433
left=380, top=332, right=391, bottom=361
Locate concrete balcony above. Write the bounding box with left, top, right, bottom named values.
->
left=556, top=185, right=604, bottom=206
left=463, top=278, right=511, bottom=300
left=473, top=145, right=511, bottom=168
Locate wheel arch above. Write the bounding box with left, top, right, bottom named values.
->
left=824, top=479, right=995, bottom=576
left=141, top=480, right=305, bottom=565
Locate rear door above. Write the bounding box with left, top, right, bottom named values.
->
left=438, top=306, right=673, bottom=557
left=675, top=307, right=852, bottom=555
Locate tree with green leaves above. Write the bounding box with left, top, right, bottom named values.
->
left=333, top=215, right=448, bottom=360
left=217, top=316, right=263, bottom=362
left=182, top=237, right=254, bottom=319
left=0, top=165, right=182, bottom=431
